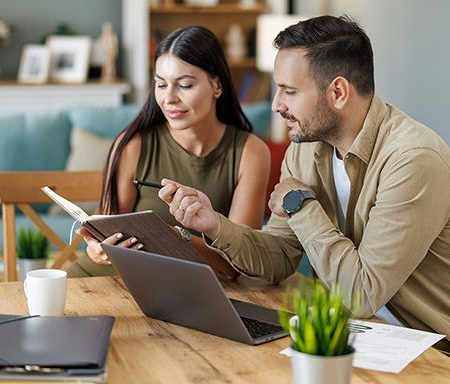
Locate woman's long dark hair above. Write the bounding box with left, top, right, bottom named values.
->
left=100, top=26, right=252, bottom=214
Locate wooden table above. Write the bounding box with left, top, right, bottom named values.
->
left=0, top=275, right=448, bottom=383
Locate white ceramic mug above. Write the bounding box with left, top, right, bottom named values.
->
left=23, top=269, right=67, bottom=316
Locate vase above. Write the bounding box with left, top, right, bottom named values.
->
left=18, top=259, right=47, bottom=281
left=289, top=347, right=354, bottom=384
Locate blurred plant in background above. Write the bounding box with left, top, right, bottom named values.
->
left=40, top=22, right=77, bottom=44
left=17, top=228, right=50, bottom=260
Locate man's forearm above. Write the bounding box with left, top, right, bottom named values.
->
left=206, top=214, right=302, bottom=283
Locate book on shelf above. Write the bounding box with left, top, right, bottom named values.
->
left=238, top=71, right=271, bottom=103
left=41, top=186, right=205, bottom=264
left=238, top=71, right=256, bottom=102
left=149, top=28, right=163, bottom=58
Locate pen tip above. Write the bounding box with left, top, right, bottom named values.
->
left=132, top=180, right=138, bottom=184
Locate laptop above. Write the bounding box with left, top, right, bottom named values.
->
left=102, top=244, right=288, bottom=345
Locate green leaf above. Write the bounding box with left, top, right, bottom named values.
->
left=303, top=318, right=318, bottom=354
left=327, top=319, right=346, bottom=356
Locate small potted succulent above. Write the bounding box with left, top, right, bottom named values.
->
left=279, top=280, right=358, bottom=384
left=17, top=228, right=50, bottom=281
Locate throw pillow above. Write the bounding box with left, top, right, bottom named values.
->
left=48, top=127, right=114, bottom=216
left=0, top=112, right=71, bottom=171
left=68, top=104, right=141, bottom=137
left=66, top=126, right=114, bottom=171
left=50, top=104, right=141, bottom=216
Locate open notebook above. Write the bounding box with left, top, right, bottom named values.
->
left=41, top=186, right=206, bottom=264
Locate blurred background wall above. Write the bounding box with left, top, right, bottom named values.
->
left=0, top=0, right=122, bottom=78
left=295, top=0, right=450, bottom=144
left=1, top=0, right=449, bottom=143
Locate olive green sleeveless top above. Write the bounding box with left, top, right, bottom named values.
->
left=134, top=124, right=248, bottom=226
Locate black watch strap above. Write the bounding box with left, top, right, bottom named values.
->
left=282, top=189, right=316, bottom=217
left=301, top=190, right=315, bottom=201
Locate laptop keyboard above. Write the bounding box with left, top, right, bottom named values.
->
left=240, top=316, right=284, bottom=339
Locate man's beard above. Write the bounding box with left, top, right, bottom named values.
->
left=282, top=98, right=341, bottom=144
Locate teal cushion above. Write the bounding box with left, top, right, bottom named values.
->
left=242, top=101, right=271, bottom=138
left=68, top=104, right=142, bottom=137
left=0, top=112, right=71, bottom=171
left=69, top=103, right=269, bottom=138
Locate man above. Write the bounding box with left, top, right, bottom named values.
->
left=159, top=16, right=450, bottom=352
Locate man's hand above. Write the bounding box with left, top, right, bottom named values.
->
left=76, top=227, right=143, bottom=265
left=268, top=177, right=313, bottom=217
left=158, top=179, right=221, bottom=240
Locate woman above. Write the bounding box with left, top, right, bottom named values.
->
left=68, top=26, right=270, bottom=280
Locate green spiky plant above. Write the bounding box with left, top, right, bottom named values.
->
left=279, top=279, right=358, bottom=356
left=17, top=228, right=50, bottom=260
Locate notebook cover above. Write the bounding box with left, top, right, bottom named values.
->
left=0, top=316, right=114, bottom=372
left=85, top=210, right=206, bottom=264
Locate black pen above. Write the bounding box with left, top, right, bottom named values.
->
left=132, top=179, right=163, bottom=189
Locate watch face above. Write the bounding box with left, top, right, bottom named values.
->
left=282, top=190, right=303, bottom=215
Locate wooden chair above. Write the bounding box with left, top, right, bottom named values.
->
left=0, top=171, right=103, bottom=281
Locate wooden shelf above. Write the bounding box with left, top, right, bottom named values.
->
left=149, top=57, right=255, bottom=72
left=228, top=57, right=256, bottom=69
left=0, top=79, right=130, bottom=88
left=149, top=2, right=270, bottom=101
left=0, top=80, right=131, bottom=115
left=150, top=4, right=269, bottom=15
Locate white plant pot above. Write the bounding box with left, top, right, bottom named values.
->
left=289, top=347, right=354, bottom=384
left=18, top=259, right=47, bottom=281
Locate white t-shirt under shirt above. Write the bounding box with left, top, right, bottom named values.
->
left=332, top=148, right=403, bottom=327
left=333, top=148, right=350, bottom=231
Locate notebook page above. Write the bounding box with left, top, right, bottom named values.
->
left=41, top=186, right=90, bottom=223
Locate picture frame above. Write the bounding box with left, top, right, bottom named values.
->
left=47, top=35, right=92, bottom=83
left=17, top=45, right=50, bottom=84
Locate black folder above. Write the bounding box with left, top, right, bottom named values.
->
left=0, top=315, right=114, bottom=379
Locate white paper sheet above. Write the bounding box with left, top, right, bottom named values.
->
left=280, top=320, right=445, bottom=373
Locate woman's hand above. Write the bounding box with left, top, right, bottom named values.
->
left=76, top=228, right=143, bottom=265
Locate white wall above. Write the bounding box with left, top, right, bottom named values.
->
left=294, top=0, right=450, bottom=144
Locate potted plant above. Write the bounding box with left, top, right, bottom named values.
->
left=17, top=228, right=50, bottom=281
left=279, top=280, right=357, bottom=384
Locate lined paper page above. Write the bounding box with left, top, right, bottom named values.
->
left=41, top=186, right=90, bottom=223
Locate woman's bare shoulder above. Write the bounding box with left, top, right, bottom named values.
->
left=115, top=131, right=142, bottom=162
left=236, top=133, right=270, bottom=180
left=242, top=133, right=270, bottom=160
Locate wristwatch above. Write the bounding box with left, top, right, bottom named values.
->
left=175, top=226, right=192, bottom=243
left=282, top=189, right=316, bottom=217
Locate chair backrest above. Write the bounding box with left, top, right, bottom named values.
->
left=0, top=171, right=103, bottom=281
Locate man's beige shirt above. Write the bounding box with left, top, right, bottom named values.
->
left=211, top=94, right=450, bottom=352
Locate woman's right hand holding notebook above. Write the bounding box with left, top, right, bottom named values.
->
left=76, top=228, right=143, bottom=265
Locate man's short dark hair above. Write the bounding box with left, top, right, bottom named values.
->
left=274, top=15, right=374, bottom=96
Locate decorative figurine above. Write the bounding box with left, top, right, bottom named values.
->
left=225, top=24, right=247, bottom=61
left=98, top=22, right=118, bottom=83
